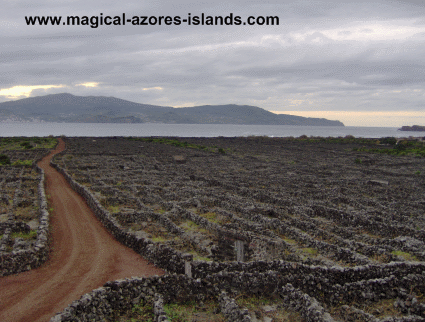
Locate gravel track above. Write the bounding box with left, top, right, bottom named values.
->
left=0, top=138, right=164, bottom=322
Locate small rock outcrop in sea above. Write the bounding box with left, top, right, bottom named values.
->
left=399, top=125, right=425, bottom=132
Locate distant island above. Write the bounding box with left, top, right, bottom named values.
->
left=0, top=93, right=344, bottom=126
left=399, top=125, right=425, bottom=132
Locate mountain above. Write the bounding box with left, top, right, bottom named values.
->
left=0, top=93, right=344, bottom=126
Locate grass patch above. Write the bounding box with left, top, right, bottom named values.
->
left=15, top=206, right=37, bottom=221
left=11, top=230, right=37, bottom=240
left=116, top=300, right=154, bottom=322
left=189, top=250, right=212, bottom=262
left=353, top=139, right=425, bottom=157
left=164, top=300, right=224, bottom=322
left=11, top=159, right=33, bottom=166
left=282, top=237, right=297, bottom=245
left=301, top=247, right=318, bottom=256
left=127, top=137, right=230, bottom=154
left=391, top=250, right=418, bottom=261
left=180, top=220, right=209, bottom=234
left=107, top=205, right=121, bottom=214
left=151, top=236, right=167, bottom=243
left=236, top=295, right=272, bottom=310
left=370, top=253, right=391, bottom=263
left=199, top=212, right=222, bottom=224
left=236, top=295, right=303, bottom=321
left=0, top=137, right=57, bottom=152
left=330, top=299, right=401, bottom=320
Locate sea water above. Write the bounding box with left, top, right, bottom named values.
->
left=0, top=122, right=423, bottom=138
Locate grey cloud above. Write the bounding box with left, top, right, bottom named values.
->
left=1, top=0, right=425, bottom=117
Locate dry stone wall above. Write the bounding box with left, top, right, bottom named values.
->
left=49, top=136, right=425, bottom=321
left=0, top=164, right=50, bottom=276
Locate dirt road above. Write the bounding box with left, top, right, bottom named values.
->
left=0, top=138, right=164, bottom=322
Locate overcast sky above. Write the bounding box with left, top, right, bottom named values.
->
left=1, top=0, right=425, bottom=126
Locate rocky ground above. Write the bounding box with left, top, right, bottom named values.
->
left=0, top=138, right=54, bottom=255
left=49, top=136, right=425, bottom=321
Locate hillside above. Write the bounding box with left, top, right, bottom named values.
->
left=0, top=93, right=344, bottom=126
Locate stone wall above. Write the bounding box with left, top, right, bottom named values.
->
left=49, top=155, right=425, bottom=321
left=0, top=164, right=50, bottom=276
left=51, top=161, right=188, bottom=274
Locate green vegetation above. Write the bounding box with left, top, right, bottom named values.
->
left=180, top=220, right=209, bottom=234
left=236, top=295, right=303, bottom=321
left=151, top=236, right=167, bottom=243
left=182, top=220, right=199, bottom=230
left=11, top=230, right=37, bottom=240
left=330, top=299, right=401, bottom=320
left=379, top=137, right=397, bottom=145
left=0, top=154, right=11, bottom=165
left=296, top=135, right=377, bottom=145
left=117, top=300, right=154, bottom=322
left=200, top=212, right=220, bottom=224
left=282, top=237, right=297, bottom=245
left=291, top=135, right=425, bottom=157
left=20, top=141, right=33, bottom=149
left=236, top=295, right=272, bottom=310
left=353, top=138, right=425, bottom=157
left=12, top=159, right=33, bottom=166
left=189, top=250, right=212, bottom=262
left=391, top=250, right=418, bottom=261
left=301, top=247, right=318, bottom=255
left=107, top=205, right=121, bottom=214
left=354, top=158, right=362, bottom=164
left=127, top=137, right=230, bottom=154
left=164, top=300, right=224, bottom=322
left=0, top=136, right=57, bottom=151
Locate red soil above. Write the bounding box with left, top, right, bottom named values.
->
left=0, top=138, right=164, bottom=322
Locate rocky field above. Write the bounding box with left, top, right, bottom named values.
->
left=48, top=135, right=425, bottom=321
left=0, top=137, right=55, bottom=257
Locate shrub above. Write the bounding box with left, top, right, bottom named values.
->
left=0, top=154, right=11, bottom=165
left=380, top=137, right=397, bottom=145
left=394, top=144, right=407, bottom=151
left=20, top=141, right=33, bottom=149
left=12, top=160, right=33, bottom=166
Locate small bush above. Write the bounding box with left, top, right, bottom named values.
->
left=394, top=143, right=407, bottom=151
left=20, top=141, right=33, bottom=149
left=0, top=154, right=11, bottom=165
left=391, top=250, right=418, bottom=261
left=12, top=160, right=33, bottom=166
left=355, top=158, right=362, bottom=164
left=380, top=137, right=397, bottom=145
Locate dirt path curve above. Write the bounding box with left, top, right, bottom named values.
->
left=0, top=138, right=164, bottom=322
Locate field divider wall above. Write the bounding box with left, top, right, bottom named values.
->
left=48, top=147, right=425, bottom=321
left=0, top=159, right=51, bottom=276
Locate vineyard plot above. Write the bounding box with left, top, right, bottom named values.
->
left=53, top=136, right=425, bottom=321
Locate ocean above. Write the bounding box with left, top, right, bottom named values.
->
left=0, top=122, right=423, bottom=138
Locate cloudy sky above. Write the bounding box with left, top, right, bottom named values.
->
left=1, top=0, right=425, bottom=126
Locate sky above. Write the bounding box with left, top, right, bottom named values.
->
left=1, top=0, right=425, bottom=127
